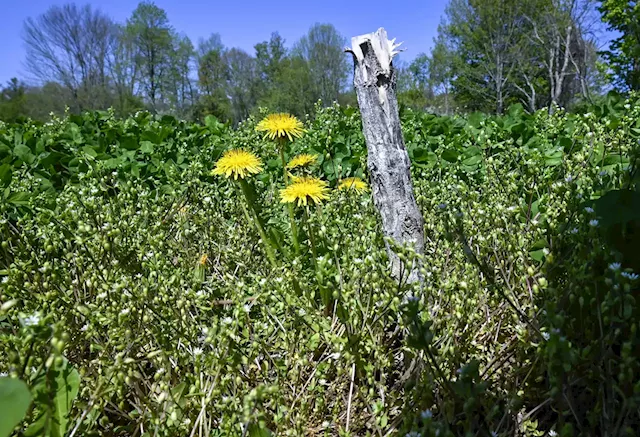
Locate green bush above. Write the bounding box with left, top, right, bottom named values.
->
left=1, top=95, right=639, bottom=436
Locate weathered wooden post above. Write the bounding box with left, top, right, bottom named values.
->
left=348, top=28, right=425, bottom=283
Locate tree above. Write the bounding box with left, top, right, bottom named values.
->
left=224, top=48, right=260, bottom=123
left=23, top=3, right=117, bottom=112
left=523, top=0, right=600, bottom=111
left=195, top=34, right=231, bottom=121
left=395, top=55, right=433, bottom=110
left=293, top=23, right=349, bottom=104
left=599, top=0, right=640, bottom=91
left=125, top=1, right=174, bottom=111
left=197, top=35, right=227, bottom=98
left=108, top=24, right=145, bottom=116
left=164, top=34, right=196, bottom=117
left=255, top=32, right=287, bottom=97
left=428, top=36, right=455, bottom=114
left=0, top=79, right=28, bottom=122
left=442, top=0, right=525, bottom=113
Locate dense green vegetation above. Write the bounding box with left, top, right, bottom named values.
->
left=1, top=92, right=640, bottom=435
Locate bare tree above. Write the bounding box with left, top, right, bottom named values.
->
left=523, top=0, right=600, bottom=111
left=107, top=24, right=142, bottom=115
left=23, top=3, right=117, bottom=111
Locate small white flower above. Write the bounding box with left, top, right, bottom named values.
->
left=22, top=313, right=41, bottom=327
left=621, top=272, right=639, bottom=280
left=570, top=227, right=579, bottom=234
left=608, top=262, right=621, bottom=271
left=584, top=207, right=594, bottom=213
left=589, top=219, right=599, bottom=227
left=1, top=276, right=8, bottom=284
left=120, top=308, right=130, bottom=316
left=542, top=332, right=550, bottom=341
left=81, top=324, right=89, bottom=332
left=192, top=347, right=203, bottom=357
left=420, top=409, right=433, bottom=419
left=565, top=174, right=574, bottom=183
left=548, top=430, right=558, bottom=437
left=243, top=304, right=251, bottom=313
left=222, top=316, right=233, bottom=325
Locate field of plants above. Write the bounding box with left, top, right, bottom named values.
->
left=1, top=95, right=640, bottom=436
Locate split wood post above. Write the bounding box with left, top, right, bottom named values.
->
left=347, top=28, right=425, bottom=283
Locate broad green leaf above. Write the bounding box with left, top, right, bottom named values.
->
left=7, top=192, right=30, bottom=206
left=0, top=377, right=32, bottom=437
left=140, top=141, right=155, bottom=154
left=0, top=164, right=11, bottom=188
left=82, top=146, right=98, bottom=158
left=13, top=144, right=32, bottom=162
left=441, top=149, right=459, bottom=163
left=51, top=360, right=80, bottom=437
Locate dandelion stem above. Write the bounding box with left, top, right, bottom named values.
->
left=237, top=180, right=278, bottom=267
left=279, top=142, right=301, bottom=254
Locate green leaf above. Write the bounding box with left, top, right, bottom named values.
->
left=51, top=360, right=80, bottom=436
left=0, top=164, right=11, bottom=188
left=530, top=249, right=546, bottom=262
left=594, top=189, right=640, bottom=227
left=7, top=192, right=30, bottom=206
left=0, top=378, right=32, bottom=437
left=140, top=141, right=155, bottom=154
left=81, top=146, right=98, bottom=158
left=247, top=423, right=273, bottom=437
left=13, top=144, right=33, bottom=162
left=543, top=148, right=563, bottom=166
left=441, top=148, right=459, bottom=163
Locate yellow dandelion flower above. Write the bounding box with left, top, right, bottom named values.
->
left=338, top=177, right=368, bottom=194
left=287, top=154, right=317, bottom=170
left=280, top=176, right=330, bottom=206
left=199, top=254, right=208, bottom=266
left=212, top=149, right=263, bottom=180
left=256, top=113, right=305, bottom=141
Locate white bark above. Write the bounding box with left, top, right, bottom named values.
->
left=348, top=28, right=425, bottom=283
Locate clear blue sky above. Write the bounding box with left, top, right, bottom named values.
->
left=0, top=0, right=446, bottom=84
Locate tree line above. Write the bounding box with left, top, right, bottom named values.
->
left=0, top=0, right=638, bottom=122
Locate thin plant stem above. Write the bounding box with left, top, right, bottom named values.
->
left=279, top=143, right=288, bottom=185
left=279, top=140, right=300, bottom=254
left=304, top=207, right=318, bottom=266
left=237, top=181, right=278, bottom=267
left=305, top=206, right=330, bottom=314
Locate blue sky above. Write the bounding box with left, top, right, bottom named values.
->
left=0, top=0, right=447, bottom=84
